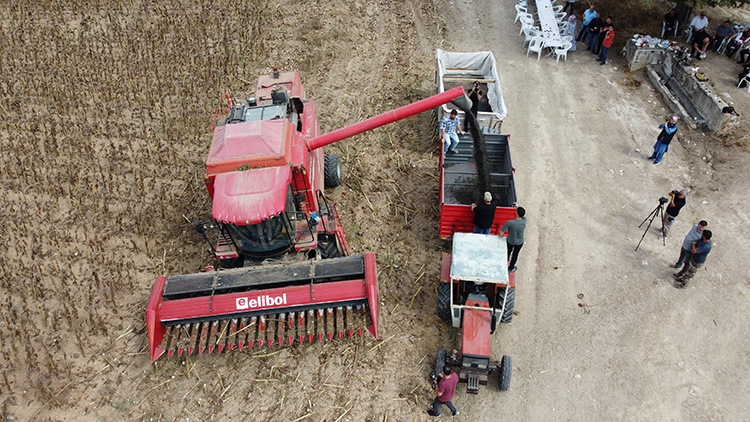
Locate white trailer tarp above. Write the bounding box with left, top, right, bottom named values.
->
left=436, top=49, right=507, bottom=129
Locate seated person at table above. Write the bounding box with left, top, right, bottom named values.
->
left=738, top=63, right=750, bottom=87
left=726, top=30, right=750, bottom=58
left=663, top=8, right=678, bottom=38
left=692, top=30, right=710, bottom=59
left=710, top=20, right=735, bottom=51
left=689, top=11, right=709, bottom=34
left=737, top=46, right=750, bottom=64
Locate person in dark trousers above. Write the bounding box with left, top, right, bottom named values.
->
left=674, top=220, right=708, bottom=268
left=662, top=189, right=687, bottom=238
left=472, top=191, right=497, bottom=234
left=594, top=16, right=612, bottom=55
left=649, top=116, right=678, bottom=164
left=500, top=204, right=527, bottom=273
left=428, top=366, right=459, bottom=417
left=577, top=5, right=597, bottom=42
left=663, top=8, right=678, bottom=38
left=691, top=29, right=711, bottom=59
left=673, top=230, right=712, bottom=288
left=464, top=81, right=482, bottom=132
left=587, top=13, right=604, bottom=53
left=562, top=0, right=576, bottom=15
left=709, top=20, right=735, bottom=51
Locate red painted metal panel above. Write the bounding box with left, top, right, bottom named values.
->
left=439, top=204, right=517, bottom=239
left=440, top=253, right=452, bottom=283
left=462, top=300, right=492, bottom=358
left=256, top=72, right=305, bottom=104
left=159, top=279, right=367, bottom=322
left=211, top=166, right=291, bottom=224
left=307, top=87, right=466, bottom=151
left=146, top=276, right=167, bottom=362
left=206, top=120, right=291, bottom=175
left=364, top=252, right=379, bottom=338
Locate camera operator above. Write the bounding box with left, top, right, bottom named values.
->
left=427, top=366, right=459, bottom=417
left=464, top=81, right=482, bottom=132
left=662, top=189, right=687, bottom=238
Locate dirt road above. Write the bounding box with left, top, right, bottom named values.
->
left=2, top=1, right=749, bottom=421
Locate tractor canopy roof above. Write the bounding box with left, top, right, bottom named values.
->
left=450, top=233, right=510, bottom=284
left=212, top=166, right=292, bottom=224
left=206, top=119, right=292, bottom=176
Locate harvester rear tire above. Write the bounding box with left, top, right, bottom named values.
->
left=435, top=348, right=446, bottom=378
left=499, top=355, right=511, bottom=391
left=324, top=154, right=342, bottom=188
left=497, top=287, right=515, bottom=324
left=437, top=282, right=451, bottom=320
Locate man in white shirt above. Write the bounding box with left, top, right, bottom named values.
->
left=689, top=12, right=709, bottom=32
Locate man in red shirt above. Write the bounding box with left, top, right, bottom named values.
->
left=598, top=23, right=615, bottom=65
left=428, top=366, right=459, bottom=417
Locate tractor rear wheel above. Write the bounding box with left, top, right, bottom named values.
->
left=324, top=154, right=342, bottom=188
left=435, top=348, right=446, bottom=378
left=437, top=282, right=451, bottom=320
left=496, top=286, right=515, bottom=323
left=499, top=355, right=511, bottom=391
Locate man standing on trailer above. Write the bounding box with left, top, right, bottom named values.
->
left=428, top=366, right=459, bottom=417
left=500, top=203, right=527, bottom=273
left=441, top=109, right=465, bottom=154
left=472, top=191, right=497, bottom=234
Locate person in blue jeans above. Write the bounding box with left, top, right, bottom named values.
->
left=650, top=116, right=678, bottom=164
left=587, top=13, right=603, bottom=52
left=598, top=24, right=614, bottom=64
left=472, top=192, right=497, bottom=234
left=577, top=5, right=597, bottom=42
left=440, top=109, right=465, bottom=154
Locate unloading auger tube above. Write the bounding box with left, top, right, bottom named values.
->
left=306, top=86, right=470, bottom=150
left=147, top=254, right=379, bottom=362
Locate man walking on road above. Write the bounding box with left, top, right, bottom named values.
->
left=500, top=204, right=527, bottom=273
left=662, top=189, right=687, bottom=238
left=673, top=220, right=708, bottom=268
left=428, top=366, right=459, bottom=417
left=472, top=191, right=497, bottom=234
left=673, top=230, right=712, bottom=288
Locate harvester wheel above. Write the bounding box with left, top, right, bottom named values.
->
left=499, top=355, right=512, bottom=391
left=324, top=154, right=342, bottom=188
left=437, top=282, right=451, bottom=320
left=497, top=287, right=515, bottom=323
left=435, top=348, right=446, bottom=378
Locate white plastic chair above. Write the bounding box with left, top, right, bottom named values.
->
left=685, top=27, right=693, bottom=44
left=554, top=41, right=573, bottom=63
left=661, top=21, right=678, bottom=39
left=523, top=26, right=542, bottom=48
left=558, top=21, right=568, bottom=33
left=515, top=4, right=528, bottom=23
left=562, top=35, right=574, bottom=44
left=527, top=36, right=545, bottom=60
left=552, top=4, right=564, bottom=12
left=519, top=16, right=535, bottom=35
left=738, top=76, right=750, bottom=93
left=717, top=37, right=730, bottom=54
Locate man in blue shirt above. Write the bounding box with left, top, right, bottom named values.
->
left=673, top=220, right=708, bottom=268
left=673, top=230, right=712, bottom=288
left=440, top=109, right=465, bottom=154
left=577, top=5, right=597, bottom=42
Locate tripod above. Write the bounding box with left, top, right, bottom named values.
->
left=635, top=200, right=667, bottom=251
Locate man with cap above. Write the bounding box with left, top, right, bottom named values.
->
left=500, top=203, right=527, bottom=273
left=650, top=116, right=678, bottom=164
left=661, top=189, right=687, bottom=238
left=673, top=230, right=712, bottom=288
left=673, top=220, right=708, bottom=268
left=471, top=192, right=497, bottom=234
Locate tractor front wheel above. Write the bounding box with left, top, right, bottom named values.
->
left=437, top=282, right=451, bottom=320
left=496, top=286, right=515, bottom=323
left=324, top=154, right=342, bottom=188
left=499, top=355, right=511, bottom=391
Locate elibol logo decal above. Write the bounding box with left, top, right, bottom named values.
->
left=236, top=294, right=288, bottom=310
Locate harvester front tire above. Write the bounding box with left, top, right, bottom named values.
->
left=437, top=282, right=451, bottom=320
left=497, top=287, right=515, bottom=323
left=499, top=355, right=511, bottom=391
left=324, top=154, right=342, bottom=188
left=435, top=348, right=446, bottom=378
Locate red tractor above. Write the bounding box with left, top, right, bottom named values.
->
left=435, top=232, right=514, bottom=393
left=146, top=68, right=470, bottom=362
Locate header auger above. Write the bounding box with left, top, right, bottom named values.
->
left=147, top=68, right=470, bottom=362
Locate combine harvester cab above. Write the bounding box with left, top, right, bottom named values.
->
left=147, top=68, right=471, bottom=362
left=435, top=50, right=517, bottom=239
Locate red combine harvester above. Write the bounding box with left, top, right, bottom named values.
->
left=435, top=232, right=514, bottom=393
left=146, top=68, right=470, bottom=362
